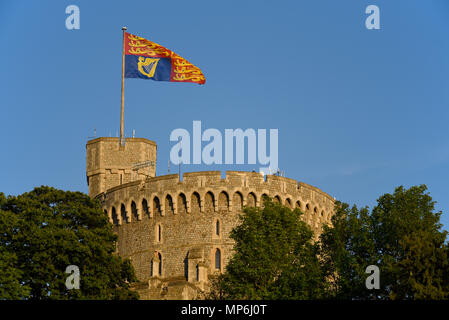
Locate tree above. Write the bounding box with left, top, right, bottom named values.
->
left=0, top=186, right=139, bottom=300
left=320, top=185, right=449, bottom=299
left=319, top=202, right=378, bottom=299
left=0, top=193, right=31, bottom=299
left=209, top=197, right=326, bottom=299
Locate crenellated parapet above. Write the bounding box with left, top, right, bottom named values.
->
left=87, top=137, right=335, bottom=299
left=101, top=170, right=335, bottom=232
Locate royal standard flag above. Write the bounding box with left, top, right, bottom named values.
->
left=124, top=32, right=205, bottom=84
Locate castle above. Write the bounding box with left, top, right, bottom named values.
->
left=86, top=137, right=335, bottom=299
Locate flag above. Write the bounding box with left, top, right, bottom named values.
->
left=124, top=32, right=205, bottom=85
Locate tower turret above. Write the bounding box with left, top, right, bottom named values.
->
left=86, top=137, right=157, bottom=198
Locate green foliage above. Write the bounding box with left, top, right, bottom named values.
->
left=0, top=186, right=139, bottom=300
left=209, top=197, right=326, bottom=299
left=320, top=185, right=449, bottom=300
left=0, top=193, right=31, bottom=299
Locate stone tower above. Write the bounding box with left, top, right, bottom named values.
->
left=86, top=137, right=157, bottom=198
left=85, top=136, right=335, bottom=299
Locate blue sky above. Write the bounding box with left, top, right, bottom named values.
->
left=1, top=0, right=448, bottom=230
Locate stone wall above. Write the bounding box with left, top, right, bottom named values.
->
left=86, top=137, right=157, bottom=197
left=100, top=170, right=335, bottom=299
left=86, top=137, right=335, bottom=299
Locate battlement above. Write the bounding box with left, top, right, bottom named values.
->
left=101, top=170, right=335, bottom=226
left=86, top=137, right=157, bottom=197
left=101, top=170, right=333, bottom=202
left=87, top=137, right=336, bottom=300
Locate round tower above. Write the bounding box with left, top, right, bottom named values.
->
left=85, top=137, right=335, bottom=299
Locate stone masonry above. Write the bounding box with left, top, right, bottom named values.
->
left=86, top=137, right=335, bottom=299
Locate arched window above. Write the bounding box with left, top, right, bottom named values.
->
left=121, top=204, right=127, bottom=223
left=131, top=201, right=138, bottom=221
left=215, top=249, right=221, bottom=271
left=111, top=207, right=119, bottom=225
left=153, top=197, right=161, bottom=216
left=233, top=192, right=243, bottom=210
left=218, top=191, right=229, bottom=211
left=205, top=192, right=214, bottom=212
left=191, top=192, right=201, bottom=213
left=260, top=193, right=269, bottom=208
left=152, top=252, right=163, bottom=277
left=142, top=199, right=149, bottom=217
left=165, top=194, right=174, bottom=214
left=247, top=192, right=256, bottom=207
left=177, top=193, right=187, bottom=214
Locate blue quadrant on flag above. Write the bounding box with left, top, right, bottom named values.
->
left=125, top=55, right=171, bottom=81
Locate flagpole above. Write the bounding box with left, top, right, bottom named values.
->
left=120, top=26, right=127, bottom=147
